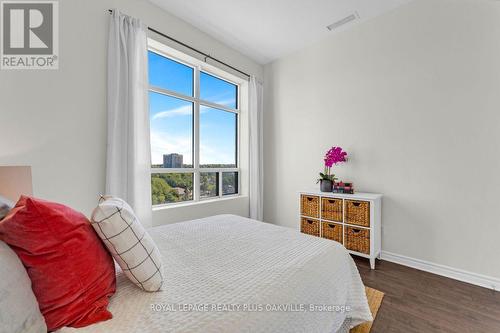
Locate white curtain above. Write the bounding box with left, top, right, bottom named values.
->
left=106, top=10, right=152, bottom=227
left=249, top=76, right=264, bottom=221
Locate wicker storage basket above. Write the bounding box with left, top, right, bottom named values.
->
left=345, top=226, right=370, bottom=254
left=321, top=222, right=343, bottom=243
left=300, top=217, right=320, bottom=236
left=300, top=195, right=319, bottom=218
left=321, top=198, right=343, bottom=222
left=345, top=200, right=370, bottom=227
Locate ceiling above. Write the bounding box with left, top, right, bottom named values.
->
left=149, top=0, right=412, bottom=64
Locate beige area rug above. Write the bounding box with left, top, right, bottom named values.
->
left=350, top=287, right=385, bottom=333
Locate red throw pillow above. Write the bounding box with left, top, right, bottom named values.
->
left=0, top=196, right=116, bottom=331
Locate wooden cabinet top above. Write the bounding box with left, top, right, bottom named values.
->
left=299, top=190, right=383, bottom=201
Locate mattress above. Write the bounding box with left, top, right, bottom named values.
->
left=59, top=214, right=371, bottom=333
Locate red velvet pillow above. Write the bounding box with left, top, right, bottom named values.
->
left=0, top=196, right=116, bottom=331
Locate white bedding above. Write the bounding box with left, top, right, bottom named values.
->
left=59, top=214, right=371, bottom=333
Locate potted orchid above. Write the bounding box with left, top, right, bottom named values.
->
left=317, top=146, right=347, bottom=192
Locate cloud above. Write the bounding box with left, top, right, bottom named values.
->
left=150, top=130, right=192, bottom=165
left=149, top=94, right=237, bottom=166
left=200, top=143, right=235, bottom=165
left=150, top=129, right=235, bottom=166
left=152, top=103, right=227, bottom=121
left=152, top=105, right=192, bottom=120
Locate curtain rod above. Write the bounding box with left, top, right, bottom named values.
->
left=108, top=9, right=251, bottom=80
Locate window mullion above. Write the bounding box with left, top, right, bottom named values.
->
left=149, top=85, right=197, bottom=104
left=219, top=171, right=223, bottom=198
left=193, top=66, right=201, bottom=202
left=198, top=99, right=239, bottom=114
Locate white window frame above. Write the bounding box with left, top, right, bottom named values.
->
left=148, top=38, right=246, bottom=208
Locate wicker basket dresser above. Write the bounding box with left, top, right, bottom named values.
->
left=299, top=190, right=382, bottom=269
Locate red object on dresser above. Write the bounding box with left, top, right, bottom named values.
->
left=0, top=196, right=116, bottom=331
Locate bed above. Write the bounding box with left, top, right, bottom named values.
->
left=58, top=214, right=371, bottom=333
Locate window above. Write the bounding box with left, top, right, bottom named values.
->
left=199, top=105, right=237, bottom=167
left=148, top=44, right=241, bottom=206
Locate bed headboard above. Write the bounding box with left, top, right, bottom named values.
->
left=0, top=166, right=33, bottom=202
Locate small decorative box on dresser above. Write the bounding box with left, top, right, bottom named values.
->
left=299, top=190, right=382, bottom=269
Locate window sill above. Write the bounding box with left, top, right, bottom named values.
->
left=152, top=195, right=247, bottom=211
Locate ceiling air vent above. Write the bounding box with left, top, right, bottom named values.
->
left=326, top=12, right=359, bottom=31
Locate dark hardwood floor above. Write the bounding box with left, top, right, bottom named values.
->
left=354, top=257, right=500, bottom=333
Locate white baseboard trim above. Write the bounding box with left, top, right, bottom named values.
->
left=380, top=251, right=500, bottom=291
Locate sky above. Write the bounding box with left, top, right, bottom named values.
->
left=148, top=51, right=237, bottom=166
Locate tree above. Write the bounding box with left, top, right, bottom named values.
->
left=151, top=176, right=178, bottom=205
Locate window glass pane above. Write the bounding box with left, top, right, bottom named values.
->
left=200, top=72, right=237, bottom=109
left=199, top=106, right=237, bottom=168
left=151, top=173, right=193, bottom=205
left=222, top=172, right=238, bottom=196
left=200, top=172, right=219, bottom=199
left=149, top=92, right=193, bottom=168
left=148, top=51, right=193, bottom=96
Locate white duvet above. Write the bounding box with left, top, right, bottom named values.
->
left=59, top=215, right=371, bottom=333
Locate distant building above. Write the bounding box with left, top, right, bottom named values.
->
left=163, top=153, right=183, bottom=168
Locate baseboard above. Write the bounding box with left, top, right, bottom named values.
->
left=380, top=251, right=500, bottom=291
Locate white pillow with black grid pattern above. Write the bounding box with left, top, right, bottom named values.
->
left=91, top=196, right=163, bottom=292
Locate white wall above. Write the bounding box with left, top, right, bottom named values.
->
left=0, top=0, right=263, bottom=225
left=264, top=0, right=500, bottom=279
